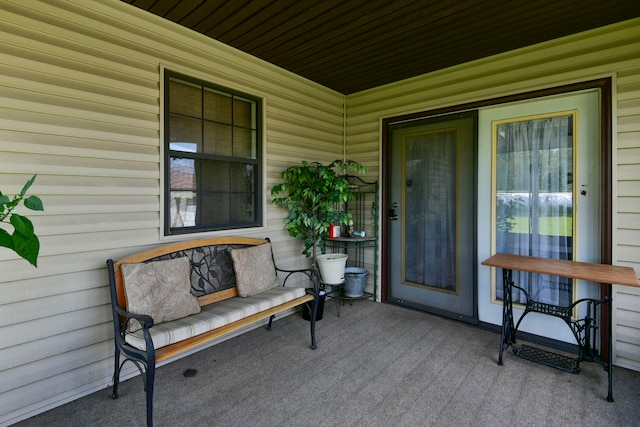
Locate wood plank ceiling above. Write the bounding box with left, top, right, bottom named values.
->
left=122, top=0, right=640, bottom=94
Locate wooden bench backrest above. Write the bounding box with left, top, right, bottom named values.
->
left=111, top=236, right=270, bottom=313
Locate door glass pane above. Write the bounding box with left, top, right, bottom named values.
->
left=494, top=113, right=574, bottom=306
left=404, top=129, right=458, bottom=292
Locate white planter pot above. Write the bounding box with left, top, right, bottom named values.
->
left=316, top=253, right=348, bottom=284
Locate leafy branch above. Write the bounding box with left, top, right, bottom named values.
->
left=0, top=175, right=44, bottom=267
left=271, top=160, right=367, bottom=259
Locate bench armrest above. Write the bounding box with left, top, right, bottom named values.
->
left=113, top=304, right=155, bottom=331
left=276, top=265, right=320, bottom=293
left=111, top=304, right=157, bottom=360
left=265, top=237, right=320, bottom=295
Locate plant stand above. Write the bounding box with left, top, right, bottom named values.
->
left=323, top=281, right=373, bottom=317
left=324, top=176, right=378, bottom=306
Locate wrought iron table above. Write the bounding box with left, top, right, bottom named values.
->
left=482, top=253, right=640, bottom=402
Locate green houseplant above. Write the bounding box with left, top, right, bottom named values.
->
left=0, top=174, right=44, bottom=267
left=271, top=159, right=367, bottom=261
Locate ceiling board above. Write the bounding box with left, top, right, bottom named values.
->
left=121, top=0, right=640, bottom=94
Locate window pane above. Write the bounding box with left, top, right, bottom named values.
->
left=170, top=115, right=202, bottom=149
left=170, top=79, right=201, bottom=117
left=233, top=97, right=254, bottom=128
left=202, top=160, right=229, bottom=192
left=197, top=161, right=255, bottom=226
left=204, top=121, right=232, bottom=155
left=198, top=160, right=230, bottom=226
left=170, top=157, right=196, bottom=190
left=231, top=193, right=255, bottom=222
left=231, top=163, right=256, bottom=222
left=204, top=89, right=232, bottom=124
left=233, top=128, right=255, bottom=158
left=201, top=191, right=229, bottom=225
left=170, top=191, right=197, bottom=227
left=230, top=163, right=255, bottom=192
left=169, top=157, right=196, bottom=227
left=170, top=142, right=197, bottom=153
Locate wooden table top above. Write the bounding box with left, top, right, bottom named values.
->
left=482, top=253, right=640, bottom=287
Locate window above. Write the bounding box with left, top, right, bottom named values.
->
left=164, top=70, right=262, bottom=235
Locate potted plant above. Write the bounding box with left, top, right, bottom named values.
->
left=0, top=174, right=44, bottom=267
left=271, top=159, right=367, bottom=282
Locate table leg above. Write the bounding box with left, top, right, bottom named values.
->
left=499, top=268, right=516, bottom=365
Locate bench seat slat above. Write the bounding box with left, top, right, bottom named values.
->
left=125, top=286, right=308, bottom=352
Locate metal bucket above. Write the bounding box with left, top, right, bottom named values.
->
left=344, top=267, right=368, bottom=297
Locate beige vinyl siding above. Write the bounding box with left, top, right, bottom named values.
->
left=345, top=18, right=640, bottom=368
left=614, top=66, right=640, bottom=371
left=0, top=0, right=343, bottom=424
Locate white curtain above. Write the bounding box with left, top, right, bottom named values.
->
left=495, top=116, right=573, bottom=306
left=404, top=130, right=457, bottom=290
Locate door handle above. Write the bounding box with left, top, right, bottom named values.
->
left=389, top=209, right=398, bottom=221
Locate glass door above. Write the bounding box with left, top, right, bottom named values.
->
left=478, top=90, right=601, bottom=343
left=387, top=112, right=477, bottom=322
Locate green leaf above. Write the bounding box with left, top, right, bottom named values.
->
left=24, top=195, right=44, bottom=211
left=20, top=174, right=37, bottom=197
left=0, top=228, right=14, bottom=250
left=10, top=213, right=35, bottom=236
left=12, top=229, right=40, bottom=267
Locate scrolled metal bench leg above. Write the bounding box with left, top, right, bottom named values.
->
left=145, top=363, right=155, bottom=427
left=112, top=349, right=121, bottom=400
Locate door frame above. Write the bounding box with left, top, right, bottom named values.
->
left=380, top=78, right=612, bottom=356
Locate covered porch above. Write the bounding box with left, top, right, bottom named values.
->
left=2, top=1, right=640, bottom=425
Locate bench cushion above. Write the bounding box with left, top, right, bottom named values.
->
left=124, top=286, right=307, bottom=350
left=122, top=257, right=201, bottom=332
left=231, top=243, right=280, bottom=297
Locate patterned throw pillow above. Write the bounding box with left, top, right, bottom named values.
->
left=122, top=257, right=201, bottom=332
left=230, top=243, right=280, bottom=297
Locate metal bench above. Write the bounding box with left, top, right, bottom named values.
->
left=107, top=237, right=320, bottom=426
